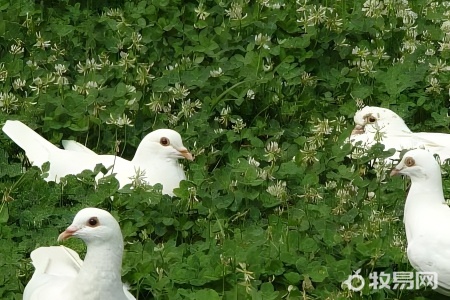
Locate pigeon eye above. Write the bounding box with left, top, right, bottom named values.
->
left=160, top=137, right=170, bottom=146
left=87, top=217, right=99, bottom=227
left=368, top=116, right=377, bottom=123
left=405, top=157, right=415, bottom=167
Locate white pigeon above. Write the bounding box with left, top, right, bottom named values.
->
left=23, top=207, right=135, bottom=300
left=349, top=106, right=450, bottom=163
left=391, top=149, right=450, bottom=295
left=2, top=120, right=193, bottom=195
left=61, top=140, right=96, bottom=155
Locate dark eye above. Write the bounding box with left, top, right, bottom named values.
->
left=87, top=217, right=99, bottom=227
left=368, top=116, right=376, bottom=123
left=405, top=157, right=415, bottom=167
left=160, top=137, right=170, bottom=146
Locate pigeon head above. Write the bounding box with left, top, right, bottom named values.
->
left=352, top=106, right=411, bottom=136
left=58, top=208, right=122, bottom=245
left=390, top=149, right=441, bottom=181
left=138, top=129, right=193, bottom=161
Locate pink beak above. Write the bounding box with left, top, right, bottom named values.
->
left=57, top=225, right=78, bottom=242
left=179, top=149, right=194, bottom=161
left=351, top=125, right=365, bottom=135
left=390, top=168, right=400, bottom=177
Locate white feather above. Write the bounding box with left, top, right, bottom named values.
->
left=392, top=149, right=450, bottom=295
left=349, top=106, right=450, bottom=163
left=61, top=140, right=96, bottom=156
left=2, top=120, right=193, bottom=195
left=24, top=208, right=135, bottom=300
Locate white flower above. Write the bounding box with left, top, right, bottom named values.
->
left=106, top=113, right=134, bottom=127
left=0, top=63, right=7, bottom=82
left=401, top=9, right=417, bottom=27
left=117, top=51, right=136, bottom=71
left=401, top=39, right=418, bottom=54
left=299, top=186, right=323, bottom=203
left=106, top=8, right=123, bottom=18
left=129, top=32, right=143, bottom=51
left=85, top=81, right=98, bottom=89
left=438, top=41, right=450, bottom=52
left=300, top=144, right=318, bottom=164
left=266, top=181, right=287, bottom=199
left=429, top=59, right=450, bottom=75
left=76, top=61, right=88, bottom=74
left=255, top=33, right=271, bottom=49
left=126, top=85, right=136, bottom=93
left=195, top=3, right=210, bottom=20
left=168, top=83, right=190, bottom=100
left=300, top=72, right=317, bottom=86
left=246, top=89, right=255, bottom=99
left=86, top=58, right=102, bottom=71
left=136, top=64, right=155, bottom=86
left=166, top=63, right=179, bottom=71
left=425, top=77, right=442, bottom=94
left=248, top=157, right=260, bottom=167
left=29, top=75, right=54, bottom=95
left=13, top=78, right=26, bottom=90
left=55, top=76, right=69, bottom=86
left=352, top=46, right=370, bottom=58
left=260, top=0, right=284, bottom=9
left=129, top=167, right=147, bottom=188
left=307, top=5, right=329, bottom=26
left=372, top=46, right=390, bottom=60
left=54, top=64, right=67, bottom=75
left=0, top=92, right=19, bottom=113
left=263, top=58, right=273, bottom=71
left=265, top=141, right=281, bottom=162
left=22, top=12, right=32, bottom=29
left=334, top=37, right=349, bottom=48
left=210, top=67, right=223, bottom=77
left=425, top=48, right=435, bottom=56
left=98, top=53, right=111, bottom=67
left=442, top=20, right=450, bottom=33
left=225, top=2, right=247, bottom=20
left=231, top=118, right=246, bottom=133
left=76, top=58, right=101, bottom=75
left=167, top=114, right=179, bottom=125
left=10, top=44, right=24, bottom=55
left=146, top=93, right=165, bottom=113
left=362, top=0, right=385, bottom=18
left=33, top=32, right=51, bottom=49
left=179, top=99, right=202, bottom=118
left=311, top=118, right=333, bottom=135
left=325, top=181, right=337, bottom=190
left=355, top=58, right=376, bottom=74
left=216, top=106, right=231, bottom=126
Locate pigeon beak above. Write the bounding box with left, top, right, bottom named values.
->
left=390, top=168, right=401, bottom=177
left=57, top=225, right=78, bottom=242
left=351, top=125, right=365, bottom=135
left=178, top=149, right=194, bottom=161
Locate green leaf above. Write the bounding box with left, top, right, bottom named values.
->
left=284, top=272, right=301, bottom=285
left=188, top=289, right=220, bottom=300
left=0, top=205, right=8, bottom=224
left=308, top=265, right=329, bottom=283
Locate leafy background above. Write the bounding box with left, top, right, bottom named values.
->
left=0, top=0, right=450, bottom=299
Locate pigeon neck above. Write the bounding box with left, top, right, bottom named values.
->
left=72, top=239, right=126, bottom=298
left=407, top=172, right=444, bottom=200
left=405, top=168, right=445, bottom=217
left=404, top=173, right=446, bottom=242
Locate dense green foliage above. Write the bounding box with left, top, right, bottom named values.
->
left=1, top=0, right=450, bottom=299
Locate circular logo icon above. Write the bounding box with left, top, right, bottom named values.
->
left=342, top=269, right=365, bottom=292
